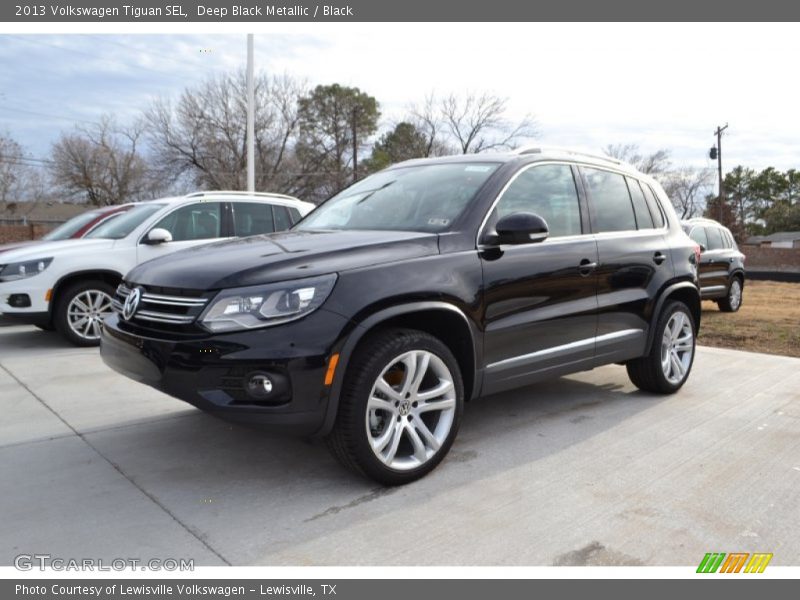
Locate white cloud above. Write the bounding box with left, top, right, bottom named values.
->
left=1, top=23, right=798, bottom=170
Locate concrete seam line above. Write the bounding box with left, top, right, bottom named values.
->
left=0, top=362, right=232, bottom=566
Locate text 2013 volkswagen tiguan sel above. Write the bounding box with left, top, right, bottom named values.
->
left=101, top=148, right=701, bottom=485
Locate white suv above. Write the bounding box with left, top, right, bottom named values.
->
left=0, top=191, right=314, bottom=346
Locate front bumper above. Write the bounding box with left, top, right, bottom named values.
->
left=100, top=310, right=351, bottom=436
left=0, top=278, right=51, bottom=317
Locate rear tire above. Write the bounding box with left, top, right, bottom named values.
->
left=717, top=277, right=743, bottom=312
left=326, top=328, right=464, bottom=486
left=54, top=280, right=116, bottom=347
left=627, top=300, right=696, bottom=394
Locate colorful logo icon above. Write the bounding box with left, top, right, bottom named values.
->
left=697, top=552, right=773, bottom=573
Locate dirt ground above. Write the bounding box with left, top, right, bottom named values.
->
left=698, top=280, right=800, bottom=358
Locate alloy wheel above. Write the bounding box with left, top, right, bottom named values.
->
left=66, top=289, right=114, bottom=342
left=365, top=349, right=456, bottom=471
left=729, top=280, right=742, bottom=310
left=660, top=311, right=694, bottom=385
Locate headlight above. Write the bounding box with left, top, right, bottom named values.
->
left=0, top=258, right=53, bottom=282
left=200, top=274, right=337, bottom=333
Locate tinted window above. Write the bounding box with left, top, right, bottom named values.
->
left=233, top=202, right=275, bottom=236
left=690, top=227, right=709, bottom=249
left=626, top=178, right=655, bottom=229
left=706, top=226, right=725, bottom=250
left=583, top=168, right=636, bottom=233
left=297, top=162, right=500, bottom=232
left=152, top=202, right=222, bottom=242
left=641, top=184, right=665, bottom=228
left=273, top=205, right=293, bottom=231
left=494, top=164, right=582, bottom=237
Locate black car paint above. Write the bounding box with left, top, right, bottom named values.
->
left=101, top=153, right=701, bottom=437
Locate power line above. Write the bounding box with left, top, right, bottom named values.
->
left=0, top=104, right=99, bottom=126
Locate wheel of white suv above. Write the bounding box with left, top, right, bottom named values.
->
left=326, top=328, right=464, bottom=485
left=54, top=280, right=116, bottom=347
left=626, top=300, right=696, bottom=394
left=717, top=277, right=743, bottom=313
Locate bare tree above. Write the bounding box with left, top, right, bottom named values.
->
left=603, top=143, right=672, bottom=175
left=146, top=71, right=308, bottom=194
left=407, top=94, right=453, bottom=157
left=407, top=92, right=538, bottom=155
left=660, top=167, right=714, bottom=219
left=50, top=116, right=159, bottom=205
left=0, top=133, right=40, bottom=202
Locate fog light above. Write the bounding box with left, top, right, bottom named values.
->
left=8, top=294, right=31, bottom=308
left=246, top=373, right=274, bottom=399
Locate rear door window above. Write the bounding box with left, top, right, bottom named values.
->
left=583, top=167, right=637, bottom=233
left=706, top=226, right=725, bottom=250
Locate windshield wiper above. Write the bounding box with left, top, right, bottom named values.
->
left=356, top=181, right=395, bottom=204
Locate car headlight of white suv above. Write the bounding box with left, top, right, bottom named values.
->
left=0, top=258, right=53, bottom=282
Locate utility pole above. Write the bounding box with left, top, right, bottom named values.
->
left=712, top=123, right=728, bottom=221
left=352, top=106, right=359, bottom=183
left=246, top=34, right=255, bottom=193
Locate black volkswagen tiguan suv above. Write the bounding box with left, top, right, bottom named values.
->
left=101, top=148, right=701, bottom=485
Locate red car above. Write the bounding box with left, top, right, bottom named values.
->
left=0, top=204, right=134, bottom=255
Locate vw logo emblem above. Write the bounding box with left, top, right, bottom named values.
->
left=122, top=287, right=143, bottom=321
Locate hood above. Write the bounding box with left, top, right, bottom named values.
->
left=0, top=241, right=35, bottom=256
left=127, top=229, right=440, bottom=290
left=0, top=238, right=117, bottom=263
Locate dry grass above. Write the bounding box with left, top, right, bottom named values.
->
left=698, top=280, right=800, bottom=358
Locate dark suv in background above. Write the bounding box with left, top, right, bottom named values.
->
left=101, top=148, right=701, bottom=485
left=681, top=218, right=746, bottom=312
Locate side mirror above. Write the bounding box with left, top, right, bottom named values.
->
left=698, top=243, right=707, bottom=253
left=490, top=212, right=549, bottom=245
left=143, top=228, right=172, bottom=245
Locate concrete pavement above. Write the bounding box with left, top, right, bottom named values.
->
left=1, top=324, right=798, bottom=566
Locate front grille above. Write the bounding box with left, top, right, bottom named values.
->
left=112, top=284, right=210, bottom=327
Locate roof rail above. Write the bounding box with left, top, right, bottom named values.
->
left=511, top=145, right=624, bottom=166
left=185, top=190, right=300, bottom=201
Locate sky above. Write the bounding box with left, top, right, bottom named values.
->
left=1, top=23, right=798, bottom=176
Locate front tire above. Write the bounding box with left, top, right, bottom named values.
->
left=326, top=328, right=464, bottom=485
left=627, top=300, right=696, bottom=394
left=54, top=280, right=116, bottom=347
left=717, top=277, right=743, bottom=312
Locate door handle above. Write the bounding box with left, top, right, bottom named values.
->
left=653, top=252, right=667, bottom=265
left=578, top=258, right=597, bottom=276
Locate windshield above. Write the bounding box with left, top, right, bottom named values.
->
left=42, top=210, right=107, bottom=240
left=296, top=162, right=500, bottom=232
left=86, top=204, right=165, bottom=240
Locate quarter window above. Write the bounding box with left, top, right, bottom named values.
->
left=583, top=167, right=637, bottom=233
left=151, top=202, right=222, bottom=242
left=493, top=164, right=582, bottom=237
left=641, top=184, right=666, bottom=228
left=626, top=177, right=655, bottom=229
